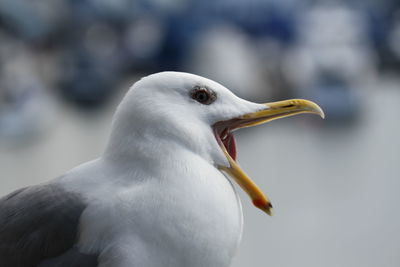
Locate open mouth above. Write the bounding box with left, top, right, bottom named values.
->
left=212, top=99, right=324, bottom=215
left=213, top=120, right=239, bottom=161
left=213, top=115, right=279, bottom=161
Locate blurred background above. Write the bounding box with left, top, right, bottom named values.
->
left=0, top=0, right=399, bottom=266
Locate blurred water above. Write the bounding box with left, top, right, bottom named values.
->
left=1, top=0, right=400, bottom=266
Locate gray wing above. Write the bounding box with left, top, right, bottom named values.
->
left=0, top=183, right=98, bottom=267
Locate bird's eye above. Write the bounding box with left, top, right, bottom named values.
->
left=191, top=87, right=216, bottom=105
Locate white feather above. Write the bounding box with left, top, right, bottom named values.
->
left=57, top=72, right=264, bottom=267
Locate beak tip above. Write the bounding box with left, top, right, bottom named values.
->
left=267, top=208, right=274, bottom=216
left=264, top=207, right=274, bottom=216
left=318, top=108, right=325, bottom=119
left=306, top=101, right=324, bottom=119
left=253, top=199, right=274, bottom=216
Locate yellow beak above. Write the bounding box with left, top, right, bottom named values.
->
left=217, top=99, right=324, bottom=215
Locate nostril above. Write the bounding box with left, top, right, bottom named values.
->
left=281, top=104, right=295, bottom=108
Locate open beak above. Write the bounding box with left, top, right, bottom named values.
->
left=213, top=99, right=324, bottom=215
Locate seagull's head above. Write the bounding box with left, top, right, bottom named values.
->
left=106, top=72, right=324, bottom=215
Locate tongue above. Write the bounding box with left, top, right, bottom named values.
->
left=223, top=133, right=237, bottom=161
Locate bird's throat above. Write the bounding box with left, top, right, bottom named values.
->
left=221, top=132, right=237, bottom=161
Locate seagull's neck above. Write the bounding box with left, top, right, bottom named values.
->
left=103, top=117, right=227, bottom=169
left=104, top=132, right=195, bottom=167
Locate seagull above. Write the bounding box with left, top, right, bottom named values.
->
left=0, top=72, right=324, bottom=267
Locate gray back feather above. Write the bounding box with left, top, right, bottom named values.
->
left=0, top=183, right=98, bottom=267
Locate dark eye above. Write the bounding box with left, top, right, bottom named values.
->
left=191, top=87, right=217, bottom=105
